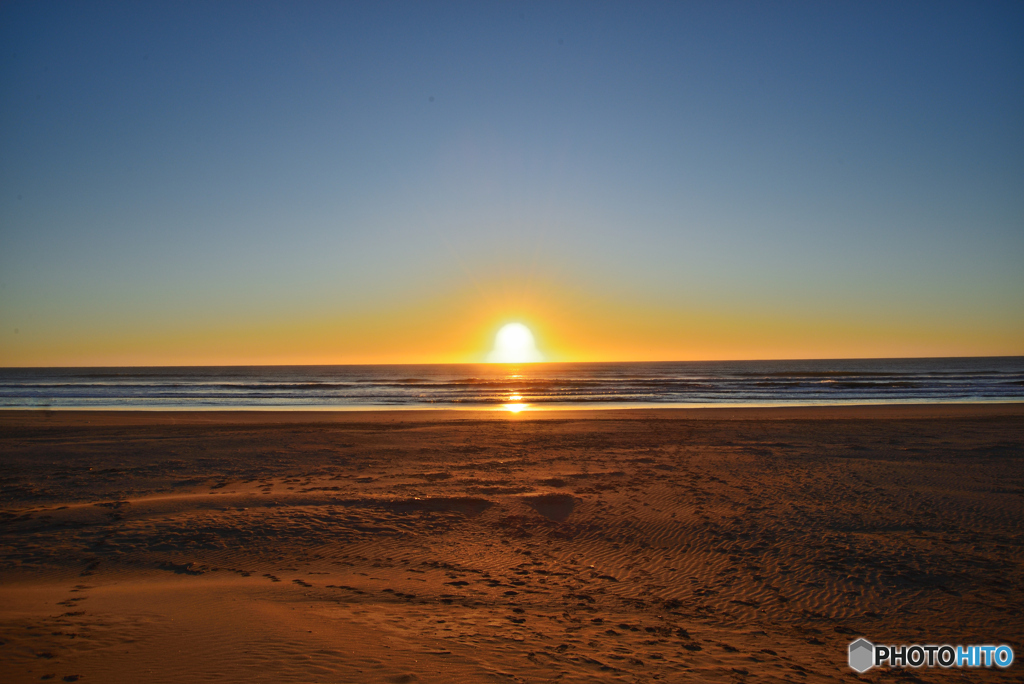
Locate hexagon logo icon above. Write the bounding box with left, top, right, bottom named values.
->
left=849, top=638, right=874, bottom=673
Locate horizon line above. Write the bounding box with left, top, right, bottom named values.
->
left=2, top=354, right=1022, bottom=370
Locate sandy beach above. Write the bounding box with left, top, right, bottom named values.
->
left=1, top=404, right=1022, bottom=683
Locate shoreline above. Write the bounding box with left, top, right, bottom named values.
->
left=1, top=401, right=1022, bottom=426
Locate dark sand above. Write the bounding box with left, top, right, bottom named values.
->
left=1, top=405, right=1022, bottom=682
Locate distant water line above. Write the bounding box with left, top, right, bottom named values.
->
left=0, top=358, right=1022, bottom=410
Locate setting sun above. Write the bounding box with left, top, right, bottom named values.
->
left=486, top=323, right=543, bottom=364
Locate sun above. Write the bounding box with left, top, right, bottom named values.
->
left=486, top=323, right=543, bottom=363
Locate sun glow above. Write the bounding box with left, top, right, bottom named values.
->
left=486, top=323, right=543, bottom=363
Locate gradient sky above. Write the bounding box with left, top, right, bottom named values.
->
left=1, top=1, right=1022, bottom=366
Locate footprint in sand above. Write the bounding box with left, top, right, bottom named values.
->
left=56, top=597, right=86, bottom=607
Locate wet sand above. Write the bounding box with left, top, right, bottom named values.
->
left=1, top=405, right=1022, bottom=683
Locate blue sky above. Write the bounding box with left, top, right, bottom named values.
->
left=1, top=1, right=1022, bottom=364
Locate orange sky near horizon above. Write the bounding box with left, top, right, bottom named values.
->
left=3, top=277, right=1021, bottom=367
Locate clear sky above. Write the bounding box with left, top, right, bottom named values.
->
left=1, top=1, right=1022, bottom=366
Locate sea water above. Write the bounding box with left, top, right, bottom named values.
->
left=1, top=357, right=1022, bottom=409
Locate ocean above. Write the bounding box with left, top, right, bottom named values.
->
left=1, top=357, right=1022, bottom=410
